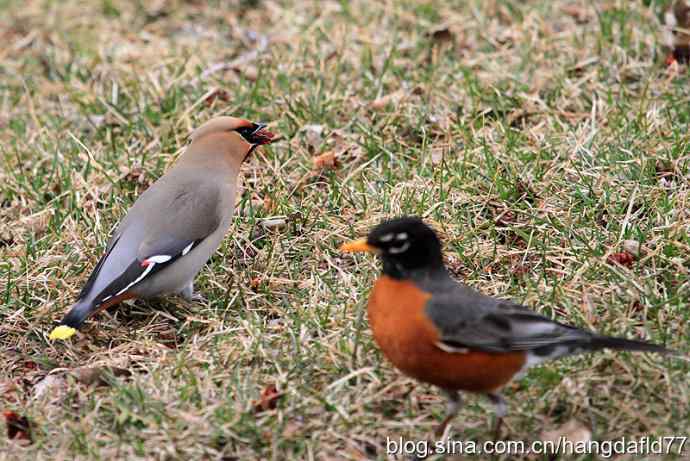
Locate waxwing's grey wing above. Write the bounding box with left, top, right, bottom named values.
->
left=79, top=178, right=224, bottom=307
left=135, top=179, right=223, bottom=259
left=75, top=233, right=122, bottom=302
left=425, top=286, right=670, bottom=356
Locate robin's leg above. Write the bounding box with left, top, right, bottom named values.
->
left=434, top=389, right=462, bottom=437
left=487, top=392, right=507, bottom=440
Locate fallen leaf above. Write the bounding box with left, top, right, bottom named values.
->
left=302, top=124, right=324, bottom=150
left=0, top=226, right=13, bottom=247
left=0, top=381, right=19, bottom=405
left=430, top=147, right=445, bottom=165
left=235, top=65, right=259, bottom=81
left=329, top=129, right=353, bottom=156
left=369, top=89, right=406, bottom=110
left=666, top=53, right=677, bottom=66
left=313, top=151, right=337, bottom=170
left=672, top=45, right=690, bottom=64
left=581, top=292, right=596, bottom=324
left=261, top=217, right=287, bottom=230
left=3, top=411, right=32, bottom=443
left=561, top=4, right=590, bottom=23
left=511, top=264, right=531, bottom=277
left=203, top=88, right=231, bottom=106
left=252, top=384, right=283, bottom=413
left=282, top=420, right=303, bottom=439
left=427, top=25, right=453, bottom=44
left=33, top=375, right=65, bottom=400
left=607, top=251, right=635, bottom=268
left=122, top=166, right=146, bottom=184
left=87, top=114, right=106, bottom=127
left=655, top=160, right=678, bottom=181
left=19, top=210, right=52, bottom=235
left=262, top=196, right=274, bottom=212
left=71, top=367, right=132, bottom=386
left=494, top=210, right=516, bottom=227
left=622, top=240, right=641, bottom=257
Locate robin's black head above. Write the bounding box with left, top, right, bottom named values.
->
left=341, top=217, right=445, bottom=278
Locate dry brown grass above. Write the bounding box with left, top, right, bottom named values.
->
left=1, top=0, right=689, bottom=459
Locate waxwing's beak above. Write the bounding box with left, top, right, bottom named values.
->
left=238, top=122, right=275, bottom=145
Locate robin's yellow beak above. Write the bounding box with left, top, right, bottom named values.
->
left=339, top=238, right=378, bottom=253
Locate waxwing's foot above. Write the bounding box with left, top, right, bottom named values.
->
left=179, top=282, right=206, bottom=303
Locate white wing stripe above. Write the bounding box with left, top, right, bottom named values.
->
left=103, top=248, right=190, bottom=301
left=181, top=242, right=194, bottom=256
left=114, top=262, right=156, bottom=296
left=146, top=254, right=172, bottom=264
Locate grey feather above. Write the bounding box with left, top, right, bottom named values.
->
left=421, top=271, right=672, bottom=358
left=60, top=166, right=236, bottom=329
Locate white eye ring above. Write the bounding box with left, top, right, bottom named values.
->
left=395, top=232, right=408, bottom=241
left=379, top=233, right=394, bottom=242
left=388, top=241, right=411, bottom=254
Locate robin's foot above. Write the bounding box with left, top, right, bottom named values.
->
left=434, top=389, right=462, bottom=437
left=487, top=392, right=507, bottom=440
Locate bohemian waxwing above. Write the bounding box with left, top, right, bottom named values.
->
left=49, top=116, right=274, bottom=340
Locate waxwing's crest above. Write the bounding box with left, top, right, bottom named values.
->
left=190, top=116, right=274, bottom=145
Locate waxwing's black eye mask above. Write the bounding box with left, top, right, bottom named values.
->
left=236, top=123, right=275, bottom=145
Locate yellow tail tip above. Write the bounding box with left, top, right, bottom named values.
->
left=49, top=325, right=77, bottom=340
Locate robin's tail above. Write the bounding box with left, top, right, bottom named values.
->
left=529, top=332, right=676, bottom=365
left=586, top=335, right=675, bottom=355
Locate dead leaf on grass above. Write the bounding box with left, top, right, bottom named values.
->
left=430, top=146, right=445, bottom=164
left=427, top=25, right=454, bottom=44
left=33, top=374, right=65, bottom=400
left=203, top=88, right=231, bottom=106
left=313, top=151, right=337, bottom=170
left=252, top=383, right=283, bottom=413
left=3, top=411, right=32, bottom=443
left=302, top=124, right=324, bottom=150
left=607, top=251, right=635, bottom=268
left=622, top=240, right=641, bottom=258
left=71, top=367, right=132, bottom=386
left=19, top=209, right=53, bottom=235
left=369, top=89, right=406, bottom=110
left=561, top=4, right=591, bottom=24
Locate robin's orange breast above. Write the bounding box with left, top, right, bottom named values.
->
left=367, top=276, right=527, bottom=393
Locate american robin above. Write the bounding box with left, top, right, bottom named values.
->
left=340, top=217, right=673, bottom=435
left=49, top=116, right=275, bottom=341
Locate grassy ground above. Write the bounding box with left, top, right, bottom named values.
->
left=1, top=0, right=689, bottom=459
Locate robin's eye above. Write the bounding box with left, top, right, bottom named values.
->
left=389, top=241, right=411, bottom=254
left=379, top=233, right=394, bottom=243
